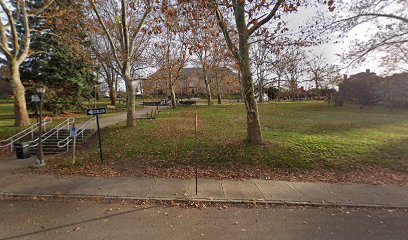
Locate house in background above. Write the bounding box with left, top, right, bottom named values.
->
left=142, top=67, right=241, bottom=98
left=340, top=69, right=408, bottom=106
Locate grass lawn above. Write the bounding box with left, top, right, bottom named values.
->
left=58, top=101, right=408, bottom=178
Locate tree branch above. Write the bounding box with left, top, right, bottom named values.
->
left=209, top=0, right=240, bottom=61
left=0, top=0, right=20, bottom=57
left=247, top=0, right=284, bottom=35
left=129, top=6, right=151, bottom=54
left=90, top=0, right=123, bottom=70
left=335, top=13, right=408, bottom=25
left=17, top=1, right=31, bottom=64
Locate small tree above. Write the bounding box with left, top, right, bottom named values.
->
left=282, top=47, right=305, bottom=101
left=152, top=1, right=189, bottom=108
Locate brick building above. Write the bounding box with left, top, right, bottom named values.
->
left=142, top=67, right=241, bottom=97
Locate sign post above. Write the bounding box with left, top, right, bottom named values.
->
left=87, top=108, right=107, bottom=162
left=195, top=112, right=198, bottom=195
left=70, top=124, right=77, bottom=164
left=31, top=95, right=40, bottom=123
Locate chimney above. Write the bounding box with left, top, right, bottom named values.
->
left=343, top=74, right=347, bottom=81
left=366, top=69, right=370, bottom=73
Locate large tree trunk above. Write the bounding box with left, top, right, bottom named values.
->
left=277, top=75, right=281, bottom=101
left=257, top=68, right=263, bottom=103
left=259, top=79, right=264, bottom=103
left=314, top=79, right=320, bottom=91
left=203, top=69, right=213, bottom=106
left=109, top=87, right=116, bottom=106
left=109, top=69, right=117, bottom=106
left=124, top=65, right=136, bottom=127
left=9, top=60, right=30, bottom=126
left=215, top=74, right=222, bottom=104
left=170, top=84, right=177, bottom=108
left=235, top=12, right=263, bottom=144
left=240, top=61, right=263, bottom=144
left=239, top=43, right=263, bottom=143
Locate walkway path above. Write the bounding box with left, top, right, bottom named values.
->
left=77, top=106, right=166, bottom=129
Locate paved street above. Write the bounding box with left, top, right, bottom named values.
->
left=0, top=199, right=407, bottom=240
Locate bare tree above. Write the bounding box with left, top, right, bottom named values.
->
left=209, top=41, right=233, bottom=105
left=0, top=1, right=53, bottom=126
left=207, top=0, right=289, bottom=144
left=90, top=0, right=151, bottom=127
left=305, top=53, right=340, bottom=92
left=151, top=1, right=189, bottom=108
left=187, top=5, right=223, bottom=106
left=282, top=47, right=305, bottom=101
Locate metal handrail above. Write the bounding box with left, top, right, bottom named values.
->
left=57, top=117, right=96, bottom=151
left=0, top=118, right=52, bottom=151
left=29, top=118, right=74, bottom=148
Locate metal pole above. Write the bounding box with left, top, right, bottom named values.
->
left=96, top=115, right=103, bottom=162
left=35, top=94, right=45, bottom=167
left=72, top=124, right=76, bottom=164
left=94, top=84, right=97, bottom=108
left=195, top=112, right=198, bottom=195
left=35, top=101, right=39, bottom=123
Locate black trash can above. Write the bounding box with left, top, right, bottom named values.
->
left=13, top=142, right=30, bottom=159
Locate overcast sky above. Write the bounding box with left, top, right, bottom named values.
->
left=282, top=4, right=385, bottom=76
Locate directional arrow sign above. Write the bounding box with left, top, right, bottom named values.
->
left=87, top=108, right=107, bottom=116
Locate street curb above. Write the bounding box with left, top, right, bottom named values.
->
left=2, top=192, right=408, bottom=210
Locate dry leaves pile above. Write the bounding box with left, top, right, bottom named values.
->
left=27, top=156, right=408, bottom=185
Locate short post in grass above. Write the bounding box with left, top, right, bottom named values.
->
left=195, top=111, right=198, bottom=195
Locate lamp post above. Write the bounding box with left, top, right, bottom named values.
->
left=33, top=83, right=46, bottom=167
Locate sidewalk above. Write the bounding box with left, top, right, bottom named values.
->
left=77, top=106, right=166, bottom=129
left=1, top=161, right=407, bottom=208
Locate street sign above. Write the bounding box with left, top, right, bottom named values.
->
left=86, top=108, right=107, bottom=116
left=70, top=127, right=77, bottom=137
left=85, top=109, right=106, bottom=162
left=31, top=95, right=40, bottom=102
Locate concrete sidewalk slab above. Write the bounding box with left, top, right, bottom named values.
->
left=193, top=178, right=224, bottom=199
left=320, top=183, right=408, bottom=206
left=254, top=180, right=304, bottom=202
left=1, top=173, right=407, bottom=208
left=109, top=177, right=155, bottom=198
left=288, top=182, right=343, bottom=203
left=148, top=178, right=190, bottom=199
left=222, top=180, right=263, bottom=200
left=68, top=177, right=127, bottom=196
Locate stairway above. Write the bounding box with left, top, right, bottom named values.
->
left=29, top=129, right=94, bottom=155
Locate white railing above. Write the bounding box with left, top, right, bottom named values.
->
left=29, top=118, right=74, bottom=148
left=57, top=117, right=96, bottom=151
left=0, top=118, right=52, bottom=151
